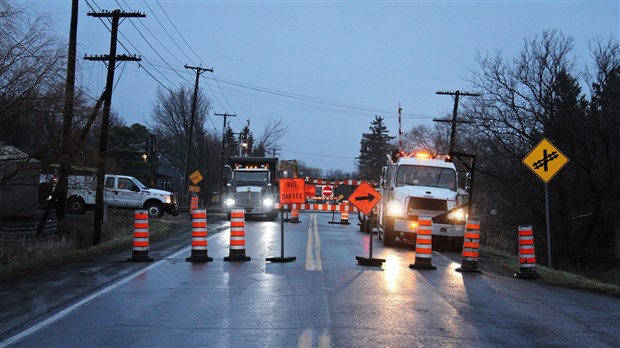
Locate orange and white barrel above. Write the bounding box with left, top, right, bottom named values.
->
left=185, top=209, right=213, bottom=262
left=456, top=220, right=482, bottom=273
left=514, top=225, right=539, bottom=279
left=127, top=210, right=153, bottom=262
left=224, top=209, right=251, bottom=261
left=409, top=216, right=436, bottom=270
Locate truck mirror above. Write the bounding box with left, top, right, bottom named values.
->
left=131, top=185, right=140, bottom=192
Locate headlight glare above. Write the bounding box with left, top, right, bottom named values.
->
left=387, top=200, right=403, bottom=216
left=263, top=198, right=274, bottom=207
left=224, top=198, right=235, bottom=206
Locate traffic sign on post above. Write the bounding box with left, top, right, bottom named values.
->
left=279, top=178, right=305, bottom=204
left=349, top=182, right=382, bottom=215
left=322, top=185, right=333, bottom=197
left=189, top=170, right=203, bottom=185
left=522, top=138, right=569, bottom=183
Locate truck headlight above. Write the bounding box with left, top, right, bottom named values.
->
left=448, top=208, right=466, bottom=221
left=387, top=200, right=403, bottom=217
left=263, top=198, right=274, bottom=207
left=164, top=195, right=172, bottom=204
left=224, top=198, right=235, bottom=206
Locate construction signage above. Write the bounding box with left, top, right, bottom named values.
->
left=522, top=138, right=569, bottom=183
left=279, top=178, right=306, bottom=204
left=349, top=182, right=381, bottom=215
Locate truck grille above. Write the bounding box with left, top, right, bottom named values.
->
left=408, top=198, right=448, bottom=213
left=236, top=191, right=261, bottom=205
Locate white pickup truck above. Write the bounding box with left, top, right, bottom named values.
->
left=62, top=174, right=179, bottom=218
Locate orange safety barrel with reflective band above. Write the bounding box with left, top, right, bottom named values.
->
left=514, top=225, right=539, bottom=279
left=456, top=220, right=482, bottom=273
left=224, top=208, right=251, bottom=261
left=185, top=209, right=213, bottom=262
left=409, top=216, right=436, bottom=270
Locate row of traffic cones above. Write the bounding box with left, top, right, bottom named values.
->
left=127, top=208, right=251, bottom=263
left=128, top=209, right=541, bottom=277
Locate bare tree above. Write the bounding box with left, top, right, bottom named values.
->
left=149, top=85, right=215, bottom=200
left=252, top=118, right=287, bottom=156
left=463, top=29, right=620, bottom=264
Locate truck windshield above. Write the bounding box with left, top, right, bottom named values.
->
left=396, top=165, right=456, bottom=191
left=233, top=171, right=269, bottom=183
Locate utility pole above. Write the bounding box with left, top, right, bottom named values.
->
left=214, top=112, right=236, bottom=205
left=182, top=65, right=213, bottom=208
left=85, top=9, right=144, bottom=245
left=434, top=90, right=480, bottom=154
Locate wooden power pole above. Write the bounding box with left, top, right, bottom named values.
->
left=85, top=9, right=144, bottom=245
left=434, top=90, right=480, bottom=154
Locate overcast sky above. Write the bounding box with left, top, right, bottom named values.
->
left=30, top=0, right=619, bottom=173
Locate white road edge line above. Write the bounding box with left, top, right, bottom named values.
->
left=0, top=245, right=193, bottom=347
left=305, top=214, right=316, bottom=270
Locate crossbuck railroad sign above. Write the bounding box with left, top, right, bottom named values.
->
left=522, top=138, right=569, bottom=183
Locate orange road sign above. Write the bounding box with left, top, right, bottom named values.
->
left=349, top=182, right=381, bottom=215
left=522, top=138, right=569, bottom=183
left=188, top=185, right=200, bottom=192
left=279, top=178, right=305, bottom=204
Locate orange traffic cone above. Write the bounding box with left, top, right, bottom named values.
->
left=127, top=210, right=154, bottom=262
left=409, top=216, right=436, bottom=270
left=186, top=209, right=213, bottom=262
left=190, top=194, right=199, bottom=216
left=328, top=200, right=351, bottom=225
left=514, top=225, right=539, bottom=279
left=224, top=209, right=251, bottom=261
left=456, top=220, right=482, bottom=273
left=290, top=208, right=301, bottom=223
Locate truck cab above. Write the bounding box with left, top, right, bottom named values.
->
left=223, top=157, right=278, bottom=220
left=377, top=151, right=467, bottom=250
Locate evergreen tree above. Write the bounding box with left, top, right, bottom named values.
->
left=357, top=115, right=395, bottom=179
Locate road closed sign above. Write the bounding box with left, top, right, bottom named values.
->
left=279, top=178, right=306, bottom=204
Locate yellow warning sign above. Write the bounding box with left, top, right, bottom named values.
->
left=188, top=185, right=200, bottom=193
left=522, top=138, right=569, bottom=183
left=189, top=170, right=203, bottom=185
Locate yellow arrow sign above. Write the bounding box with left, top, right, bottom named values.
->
left=522, top=138, right=569, bottom=183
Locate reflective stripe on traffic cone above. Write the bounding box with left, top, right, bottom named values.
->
left=514, top=225, right=539, bottom=279
left=409, top=216, right=436, bottom=270
left=186, top=209, right=213, bottom=262
left=456, top=220, right=482, bottom=273
left=224, top=209, right=251, bottom=261
left=127, top=210, right=153, bottom=262
left=290, top=208, right=301, bottom=223
left=340, top=201, right=351, bottom=224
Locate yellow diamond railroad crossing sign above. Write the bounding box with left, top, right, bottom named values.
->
left=522, top=138, right=569, bottom=183
left=189, top=170, right=203, bottom=185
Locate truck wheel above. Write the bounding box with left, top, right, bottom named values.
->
left=145, top=201, right=163, bottom=218
left=67, top=197, right=86, bottom=214
left=382, top=218, right=396, bottom=246
left=268, top=212, right=278, bottom=221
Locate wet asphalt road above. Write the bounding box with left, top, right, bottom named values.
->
left=1, top=212, right=619, bottom=347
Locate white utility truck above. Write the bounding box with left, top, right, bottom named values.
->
left=62, top=174, right=179, bottom=218
left=374, top=151, right=469, bottom=250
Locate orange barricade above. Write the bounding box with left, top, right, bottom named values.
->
left=409, top=216, right=436, bottom=270
left=456, top=220, right=482, bottom=273
left=127, top=210, right=153, bottom=262
left=186, top=209, right=213, bottom=262
left=224, top=209, right=251, bottom=261
left=514, top=225, right=539, bottom=279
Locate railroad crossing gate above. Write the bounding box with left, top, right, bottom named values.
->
left=522, top=138, right=569, bottom=183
